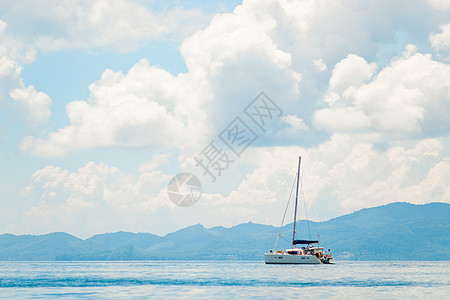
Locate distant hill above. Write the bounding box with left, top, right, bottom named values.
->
left=0, top=202, right=449, bottom=261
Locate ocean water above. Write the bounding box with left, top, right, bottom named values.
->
left=0, top=261, right=448, bottom=299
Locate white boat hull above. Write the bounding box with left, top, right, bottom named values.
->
left=264, top=253, right=322, bottom=264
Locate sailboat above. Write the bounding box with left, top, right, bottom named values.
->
left=264, top=156, right=335, bottom=264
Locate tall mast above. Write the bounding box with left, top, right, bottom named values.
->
left=292, top=156, right=301, bottom=248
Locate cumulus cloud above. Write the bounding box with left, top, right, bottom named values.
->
left=17, top=0, right=450, bottom=156
left=10, top=85, right=51, bottom=129
left=195, top=135, right=450, bottom=228
left=0, top=20, right=50, bottom=132
left=22, top=59, right=210, bottom=156
left=314, top=48, right=450, bottom=141
left=0, top=19, right=6, bottom=32
left=24, top=0, right=305, bottom=156
left=4, top=0, right=450, bottom=236
left=278, top=115, right=308, bottom=137
left=0, top=55, right=22, bottom=102
left=18, top=131, right=450, bottom=236
left=22, top=155, right=171, bottom=236
left=180, top=0, right=302, bottom=132
left=328, top=54, right=377, bottom=97
left=27, top=156, right=170, bottom=210
left=313, top=59, right=327, bottom=72
left=0, top=19, right=27, bottom=103
left=430, top=23, right=450, bottom=53
left=428, top=0, right=450, bottom=10
left=0, top=0, right=208, bottom=53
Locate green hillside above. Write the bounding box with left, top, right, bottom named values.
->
left=0, top=202, right=448, bottom=261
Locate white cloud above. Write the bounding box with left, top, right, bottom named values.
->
left=27, top=157, right=170, bottom=212
left=10, top=85, right=51, bottom=129
left=313, top=58, right=327, bottom=72
left=278, top=115, right=308, bottom=137
left=0, top=56, right=22, bottom=102
left=22, top=156, right=171, bottom=236
left=428, top=0, right=450, bottom=10
left=314, top=48, right=450, bottom=141
left=22, top=59, right=210, bottom=156
left=0, top=0, right=209, bottom=53
left=4, top=0, right=450, bottom=236
left=24, top=0, right=304, bottom=156
left=18, top=0, right=450, bottom=157
left=430, top=23, right=450, bottom=53
left=195, top=135, right=450, bottom=228
left=282, top=115, right=308, bottom=131
left=314, top=107, right=371, bottom=131
left=329, top=54, right=377, bottom=96
left=0, top=20, right=50, bottom=132
left=0, top=19, right=6, bottom=32
left=180, top=0, right=303, bottom=131
left=17, top=132, right=450, bottom=237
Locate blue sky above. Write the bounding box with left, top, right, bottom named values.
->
left=0, top=0, right=449, bottom=238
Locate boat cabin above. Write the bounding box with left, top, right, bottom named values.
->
left=286, top=249, right=304, bottom=255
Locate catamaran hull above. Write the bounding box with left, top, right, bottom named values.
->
left=264, top=253, right=322, bottom=264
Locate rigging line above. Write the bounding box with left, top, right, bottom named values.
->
left=274, top=173, right=297, bottom=250
left=299, top=173, right=312, bottom=240
left=279, top=235, right=290, bottom=243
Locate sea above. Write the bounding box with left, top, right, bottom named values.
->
left=0, top=261, right=448, bottom=299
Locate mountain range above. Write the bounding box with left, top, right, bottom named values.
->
left=1, top=202, right=449, bottom=261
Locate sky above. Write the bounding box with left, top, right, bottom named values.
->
left=0, top=0, right=449, bottom=238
